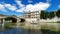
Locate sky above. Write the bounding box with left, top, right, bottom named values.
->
left=0, top=0, right=60, bottom=16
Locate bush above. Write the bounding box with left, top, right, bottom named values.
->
left=57, top=21, right=60, bottom=23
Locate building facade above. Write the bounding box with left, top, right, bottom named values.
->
left=23, top=11, right=40, bottom=19
left=23, top=11, right=40, bottom=24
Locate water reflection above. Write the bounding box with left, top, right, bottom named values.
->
left=0, top=28, right=25, bottom=34
left=0, top=28, right=60, bottom=34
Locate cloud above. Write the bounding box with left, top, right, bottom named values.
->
left=15, top=0, right=25, bottom=12
left=25, top=2, right=50, bottom=12
left=4, top=4, right=17, bottom=11
left=16, top=7, right=25, bottom=12
left=0, top=3, right=17, bottom=12
left=15, top=0, right=50, bottom=12
left=0, top=4, right=7, bottom=12
left=15, top=0, right=25, bottom=8
left=58, top=5, right=60, bottom=8
left=0, top=0, right=50, bottom=13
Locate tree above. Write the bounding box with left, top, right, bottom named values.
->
left=56, top=10, right=60, bottom=18
left=45, top=11, right=49, bottom=19
left=40, top=10, right=48, bottom=19
left=49, top=11, right=55, bottom=19
left=40, top=10, right=45, bottom=19
left=11, top=15, right=17, bottom=17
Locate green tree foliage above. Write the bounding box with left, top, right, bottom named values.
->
left=40, top=10, right=45, bottom=19
left=40, top=10, right=49, bottom=19
left=11, top=15, right=17, bottom=17
left=40, top=10, right=56, bottom=19
left=45, top=11, right=49, bottom=19
left=56, top=10, right=60, bottom=18
left=49, top=11, right=55, bottom=19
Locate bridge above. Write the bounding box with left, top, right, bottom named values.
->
left=0, top=15, right=25, bottom=24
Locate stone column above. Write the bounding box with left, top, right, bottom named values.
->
left=17, top=18, right=20, bottom=23
left=2, top=18, right=5, bottom=30
left=0, top=19, right=1, bottom=24
left=2, top=19, right=5, bottom=25
left=16, top=18, right=20, bottom=27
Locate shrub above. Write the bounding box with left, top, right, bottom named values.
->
left=57, top=21, right=60, bottom=23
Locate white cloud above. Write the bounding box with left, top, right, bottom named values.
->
left=15, top=0, right=25, bottom=8
left=0, top=3, right=17, bottom=12
left=15, top=0, right=25, bottom=12
left=0, top=4, right=7, bottom=12
left=0, top=0, right=50, bottom=13
left=4, top=4, right=17, bottom=11
left=16, top=7, right=25, bottom=12
left=15, top=0, right=50, bottom=12
left=58, top=5, right=60, bottom=8
left=25, top=2, right=50, bottom=12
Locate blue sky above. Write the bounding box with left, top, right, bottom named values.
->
left=0, top=0, right=60, bottom=16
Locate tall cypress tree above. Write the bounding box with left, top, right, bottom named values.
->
left=56, top=10, right=60, bottom=18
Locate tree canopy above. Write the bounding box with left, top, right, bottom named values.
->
left=40, top=10, right=60, bottom=19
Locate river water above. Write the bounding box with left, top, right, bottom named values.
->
left=0, top=27, right=60, bottom=34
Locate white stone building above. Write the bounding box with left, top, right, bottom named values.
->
left=23, top=11, right=40, bottom=23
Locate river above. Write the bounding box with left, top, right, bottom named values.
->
left=0, top=27, right=60, bottom=34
